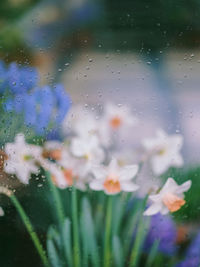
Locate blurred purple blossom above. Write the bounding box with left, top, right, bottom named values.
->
left=144, top=213, right=177, bottom=255
left=176, top=232, right=200, bottom=267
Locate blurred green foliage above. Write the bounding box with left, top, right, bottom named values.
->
left=0, top=0, right=39, bottom=21
left=100, top=0, right=200, bottom=50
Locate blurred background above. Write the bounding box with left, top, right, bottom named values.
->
left=1, top=0, right=200, bottom=266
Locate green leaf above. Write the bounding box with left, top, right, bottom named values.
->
left=112, top=235, right=123, bottom=267
left=47, top=239, right=62, bottom=267
left=129, top=215, right=150, bottom=267
left=146, top=239, right=159, bottom=267
left=62, top=218, right=72, bottom=267
left=81, top=197, right=100, bottom=267
left=48, top=226, right=61, bottom=250
left=112, top=194, right=125, bottom=236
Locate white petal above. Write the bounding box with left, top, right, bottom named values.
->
left=0, top=207, right=4, bottom=216
left=92, top=147, right=105, bottom=163
left=151, top=156, right=169, bottom=175
left=52, top=170, right=68, bottom=189
left=149, top=193, right=162, bottom=202
left=143, top=203, right=162, bottom=216
left=161, top=177, right=178, bottom=194
left=70, top=138, right=87, bottom=157
left=176, top=180, right=192, bottom=195
left=4, top=161, right=16, bottom=174
left=92, top=165, right=107, bottom=180
left=160, top=206, right=169, bottom=215
left=156, top=129, right=166, bottom=139
left=172, top=153, right=183, bottom=167
left=108, top=159, right=119, bottom=174
left=15, top=133, right=25, bottom=145
left=119, top=165, right=138, bottom=180
left=121, top=182, right=139, bottom=192
left=16, top=168, right=30, bottom=184
left=89, top=180, right=103, bottom=191
left=170, top=135, right=183, bottom=149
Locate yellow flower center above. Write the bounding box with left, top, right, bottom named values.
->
left=162, top=192, right=185, bottom=212
left=157, top=148, right=166, bottom=155
left=23, top=155, right=33, bottom=161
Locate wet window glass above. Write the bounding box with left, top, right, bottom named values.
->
left=0, top=0, right=199, bottom=266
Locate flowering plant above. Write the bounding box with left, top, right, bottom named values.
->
left=0, top=62, right=194, bottom=267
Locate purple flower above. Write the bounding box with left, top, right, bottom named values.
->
left=144, top=213, right=177, bottom=255
left=176, top=232, right=200, bottom=267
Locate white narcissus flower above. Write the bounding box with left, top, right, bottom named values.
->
left=70, top=135, right=104, bottom=167
left=90, top=159, right=139, bottom=195
left=40, top=159, right=69, bottom=189
left=97, top=103, right=138, bottom=147
left=144, top=178, right=191, bottom=216
left=62, top=105, right=98, bottom=138
left=58, top=150, right=89, bottom=191
left=142, top=129, right=183, bottom=175
left=4, top=134, right=42, bottom=184
left=41, top=144, right=89, bottom=190
left=43, top=141, right=63, bottom=161
left=102, top=103, right=138, bottom=131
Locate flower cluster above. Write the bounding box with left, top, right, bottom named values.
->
left=0, top=61, right=71, bottom=135
left=2, top=101, right=191, bottom=217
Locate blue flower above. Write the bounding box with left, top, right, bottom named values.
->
left=7, top=62, right=38, bottom=94
left=176, top=232, right=200, bottom=267
left=6, top=85, right=71, bottom=135
left=0, top=61, right=8, bottom=93
left=1, top=61, right=71, bottom=136
left=144, top=213, right=177, bottom=255
left=53, top=84, right=71, bottom=124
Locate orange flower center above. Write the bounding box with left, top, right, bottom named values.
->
left=43, top=149, right=62, bottom=160
left=163, top=192, right=185, bottom=212
left=63, top=169, right=74, bottom=186
left=110, top=116, right=122, bottom=129
left=50, top=149, right=62, bottom=160
left=103, top=176, right=121, bottom=194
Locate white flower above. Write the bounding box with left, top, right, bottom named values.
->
left=102, top=103, right=138, bottom=130
left=41, top=145, right=89, bottom=190
left=90, top=159, right=139, bottom=195
left=142, top=129, right=183, bottom=175
left=144, top=178, right=191, bottom=216
left=4, top=134, right=42, bottom=184
left=43, top=141, right=63, bottom=160
left=58, top=150, right=89, bottom=191
left=98, top=103, right=138, bottom=147
left=62, top=105, right=98, bottom=138
left=41, top=159, right=69, bottom=189
left=70, top=135, right=104, bottom=168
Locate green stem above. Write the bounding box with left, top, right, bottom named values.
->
left=129, top=197, right=149, bottom=267
left=104, top=197, right=113, bottom=267
left=10, top=194, right=49, bottom=267
left=72, top=186, right=80, bottom=267
left=46, top=171, right=65, bottom=225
